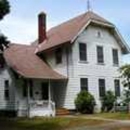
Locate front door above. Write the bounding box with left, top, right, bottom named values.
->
left=41, top=82, right=49, bottom=100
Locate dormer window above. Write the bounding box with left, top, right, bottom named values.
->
left=55, top=48, right=62, bottom=64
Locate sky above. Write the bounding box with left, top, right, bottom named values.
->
left=0, top=0, right=130, bottom=63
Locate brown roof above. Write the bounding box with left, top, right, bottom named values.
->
left=37, top=11, right=112, bottom=53
left=4, top=44, right=66, bottom=80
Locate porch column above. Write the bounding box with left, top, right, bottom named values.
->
left=27, top=80, right=31, bottom=117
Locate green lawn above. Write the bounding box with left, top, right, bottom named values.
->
left=0, top=117, right=106, bottom=130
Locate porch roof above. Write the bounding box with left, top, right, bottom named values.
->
left=4, top=44, right=67, bottom=80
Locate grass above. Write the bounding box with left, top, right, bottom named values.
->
left=0, top=117, right=106, bottom=130
left=93, top=112, right=130, bottom=120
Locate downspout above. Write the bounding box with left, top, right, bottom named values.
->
left=48, top=79, right=51, bottom=109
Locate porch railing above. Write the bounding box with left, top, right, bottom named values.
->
left=17, top=100, right=56, bottom=117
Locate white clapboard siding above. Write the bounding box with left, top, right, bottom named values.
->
left=46, top=24, right=124, bottom=111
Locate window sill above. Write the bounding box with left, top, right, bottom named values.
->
left=97, top=63, right=105, bottom=66
left=78, top=61, right=88, bottom=64
left=113, top=64, right=119, bottom=67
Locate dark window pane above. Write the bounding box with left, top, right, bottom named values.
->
left=99, top=79, right=105, bottom=97
left=114, top=80, right=120, bottom=97
left=29, top=80, right=33, bottom=98
left=97, top=46, right=104, bottom=63
left=79, top=43, right=87, bottom=61
left=4, top=80, right=9, bottom=100
left=112, top=49, right=119, bottom=65
left=23, top=80, right=27, bottom=97
left=55, top=48, right=62, bottom=64
left=80, top=78, right=88, bottom=91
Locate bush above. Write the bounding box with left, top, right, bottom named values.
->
left=75, top=91, right=96, bottom=114
left=101, top=91, right=116, bottom=112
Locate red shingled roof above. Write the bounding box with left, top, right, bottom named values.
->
left=37, top=11, right=112, bottom=53
left=4, top=44, right=67, bottom=80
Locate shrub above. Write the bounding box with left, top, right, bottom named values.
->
left=101, top=91, right=116, bottom=112
left=75, top=91, right=96, bottom=114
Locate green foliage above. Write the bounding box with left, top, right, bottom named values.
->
left=75, top=91, right=96, bottom=114
left=0, top=0, right=10, bottom=20
left=101, top=91, right=116, bottom=112
left=120, top=64, right=130, bottom=108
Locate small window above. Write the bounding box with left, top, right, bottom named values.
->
left=79, top=43, right=87, bottom=61
left=114, top=80, right=120, bottom=97
left=97, top=46, right=104, bottom=64
left=99, top=79, right=105, bottom=97
left=112, top=49, right=119, bottom=65
left=0, top=53, right=5, bottom=68
left=55, top=48, right=62, bottom=64
left=4, top=80, right=9, bottom=100
left=80, top=78, right=88, bottom=91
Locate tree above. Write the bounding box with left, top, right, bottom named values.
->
left=0, top=0, right=10, bottom=20
left=75, top=91, right=96, bottom=114
left=0, top=0, right=10, bottom=67
left=101, top=91, right=116, bottom=112
left=120, top=64, right=130, bottom=112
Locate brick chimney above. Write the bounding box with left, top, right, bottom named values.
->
left=38, top=12, right=46, bottom=44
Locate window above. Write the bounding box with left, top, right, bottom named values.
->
left=114, top=80, right=120, bottom=97
left=79, top=43, right=87, bottom=61
left=23, top=81, right=27, bottom=97
left=97, top=46, right=104, bottom=64
left=80, top=78, right=88, bottom=91
left=29, top=80, right=33, bottom=98
left=4, top=80, right=9, bottom=100
left=99, top=79, right=105, bottom=97
left=55, top=48, right=62, bottom=64
left=23, top=80, right=33, bottom=98
left=112, top=49, right=119, bottom=65
left=0, top=53, right=5, bottom=68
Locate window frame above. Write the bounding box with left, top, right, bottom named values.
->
left=80, top=78, right=88, bottom=91
left=4, top=80, right=10, bottom=100
left=79, top=43, right=87, bottom=61
left=112, top=49, right=119, bottom=65
left=114, top=79, right=121, bottom=97
left=55, top=48, right=63, bottom=64
left=99, top=79, right=106, bottom=97
left=97, top=46, right=104, bottom=64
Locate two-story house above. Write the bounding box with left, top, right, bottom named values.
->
left=0, top=11, right=129, bottom=117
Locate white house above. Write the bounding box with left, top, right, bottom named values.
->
left=0, top=11, right=129, bottom=117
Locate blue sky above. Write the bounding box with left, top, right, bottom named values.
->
left=0, top=0, right=130, bottom=62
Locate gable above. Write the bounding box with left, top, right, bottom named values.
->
left=36, top=11, right=129, bottom=54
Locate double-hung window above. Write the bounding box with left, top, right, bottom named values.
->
left=79, top=43, right=87, bottom=61
left=99, top=79, right=105, bottom=97
left=80, top=78, right=88, bottom=91
left=97, top=46, right=104, bottom=64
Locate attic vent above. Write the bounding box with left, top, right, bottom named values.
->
left=96, top=31, right=102, bottom=38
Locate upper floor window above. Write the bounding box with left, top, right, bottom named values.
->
left=99, top=79, right=105, bottom=97
left=55, top=48, right=62, bottom=64
left=80, top=78, right=88, bottom=91
left=79, top=43, right=87, bottom=61
left=4, top=80, right=10, bottom=100
left=97, top=46, right=104, bottom=64
left=114, top=79, right=120, bottom=97
left=112, top=49, right=119, bottom=65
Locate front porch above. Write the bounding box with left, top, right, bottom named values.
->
left=15, top=79, right=67, bottom=117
